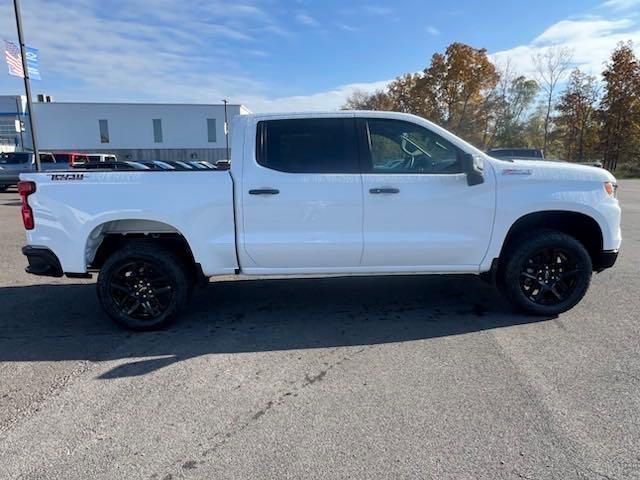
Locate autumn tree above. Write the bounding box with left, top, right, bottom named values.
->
left=600, top=41, right=640, bottom=171
left=417, top=43, right=500, bottom=143
left=489, top=62, right=539, bottom=147
left=342, top=42, right=499, bottom=147
left=555, top=69, right=600, bottom=162
left=533, top=47, right=573, bottom=152
left=342, top=89, right=394, bottom=111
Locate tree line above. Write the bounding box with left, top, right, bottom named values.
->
left=343, top=41, right=640, bottom=175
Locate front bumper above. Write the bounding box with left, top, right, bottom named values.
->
left=595, top=249, right=619, bottom=272
left=22, top=246, right=63, bottom=277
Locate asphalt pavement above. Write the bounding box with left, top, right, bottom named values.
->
left=0, top=181, right=638, bottom=479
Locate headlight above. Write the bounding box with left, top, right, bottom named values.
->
left=604, top=182, right=618, bottom=198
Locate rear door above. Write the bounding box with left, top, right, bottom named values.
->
left=240, top=116, right=363, bottom=271
left=359, top=117, right=495, bottom=270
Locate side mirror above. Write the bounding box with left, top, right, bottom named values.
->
left=461, top=153, right=484, bottom=186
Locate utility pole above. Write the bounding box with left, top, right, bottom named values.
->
left=222, top=99, right=230, bottom=161
left=13, top=0, right=40, bottom=171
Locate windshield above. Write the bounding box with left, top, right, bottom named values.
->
left=0, top=152, right=30, bottom=164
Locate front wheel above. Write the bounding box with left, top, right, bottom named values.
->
left=97, top=243, right=189, bottom=330
left=0, top=184, right=9, bottom=192
left=501, top=231, right=592, bottom=316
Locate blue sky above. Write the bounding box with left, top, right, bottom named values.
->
left=1, top=0, right=639, bottom=111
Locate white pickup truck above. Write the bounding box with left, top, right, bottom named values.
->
left=19, top=112, right=621, bottom=330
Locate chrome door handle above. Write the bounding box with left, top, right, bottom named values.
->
left=369, top=188, right=400, bottom=194
left=249, top=188, right=280, bottom=195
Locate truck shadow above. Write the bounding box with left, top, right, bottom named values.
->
left=0, top=275, right=554, bottom=379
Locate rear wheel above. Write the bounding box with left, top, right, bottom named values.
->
left=97, top=243, right=189, bottom=330
left=501, top=231, right=592, bottom=316
left=0, top=184, right=9, bottom=192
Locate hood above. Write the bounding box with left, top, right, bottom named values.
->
left=492, top=157, right=616, bottom=184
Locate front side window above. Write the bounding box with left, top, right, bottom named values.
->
left=39, top=153, right=55, bottom=164
left=99, top=119, right=109, bottom=143
left=257, top=118, right=358, bottom=173
left=366, top=119, right=462, bottom=174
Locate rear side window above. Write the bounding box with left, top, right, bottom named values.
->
left=257, top=118, right=358, bottom=173
left=39, top=153, right=55, bottom=164
left=54, top=153, right=71, bottom=163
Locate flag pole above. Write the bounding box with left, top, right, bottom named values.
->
left=13, top=0, right=40, bottom=171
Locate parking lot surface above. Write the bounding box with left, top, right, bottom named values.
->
left=0, top=181, right=638, bottom=480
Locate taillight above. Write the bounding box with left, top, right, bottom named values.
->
left=18, top=181, right=36, bottom=230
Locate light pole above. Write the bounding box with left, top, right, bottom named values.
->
left=222, top=99, right=230, bottom=161
left=12, top=0, right=40, bottom=171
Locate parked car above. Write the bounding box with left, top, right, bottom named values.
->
left=135, top=160, right=176, bottom=170
left=86, top=153, right=118, bottom=163
left=161, top=161, right=196, bottom=170
left=0, top=151, right=68, bottom=191
left=19, top=111, right=621, bottom=330
left=487, top=148, right=545, bottom=160
left=578, top=161, right=604, bottom=168
left=71, top=161, right=151, bottom=171
left=52, top=152, right=90, bottom=166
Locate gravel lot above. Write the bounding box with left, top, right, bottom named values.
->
left=0, top=181, right=638, bottom=480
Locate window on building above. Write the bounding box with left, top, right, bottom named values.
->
left=99, top=119, right=109, bottom=143
left=256, top=118, right=359, bottom=173
left=153, top=119, right=163, bottom=143
left=207, top=118, right=217, bottom=143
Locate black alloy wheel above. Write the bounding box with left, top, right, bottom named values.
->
left=97, top=243, right=189, bottom=330
left=109, top=260, right=174, bottom=320
left=519, top=247, right=582, bottom=306
left=502, top=231, right=592, bottom=316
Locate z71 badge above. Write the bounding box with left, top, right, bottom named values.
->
left=50, top=173, right=85, bottom=181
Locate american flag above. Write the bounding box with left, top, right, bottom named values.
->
left=4, top=40, right=25, bottom=78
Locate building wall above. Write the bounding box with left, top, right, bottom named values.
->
left=0, top=97, right=250, bottom=160
left=31, top=102, right=248, bottom=151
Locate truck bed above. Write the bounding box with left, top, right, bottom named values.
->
left=20, top=170, right=238, bottom=276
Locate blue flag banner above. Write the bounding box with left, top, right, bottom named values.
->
left=25, top=46, right=41, bottom=80
left=3, top=40, right=41, bottom=80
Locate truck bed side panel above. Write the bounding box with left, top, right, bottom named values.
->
left=20, top=171, right=237, bottom=276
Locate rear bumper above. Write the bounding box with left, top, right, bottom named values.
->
left=22, top=246, right=63, bottom=277
left=595, top=249, right=619, bottom=272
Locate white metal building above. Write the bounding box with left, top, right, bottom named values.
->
left=0, top=95, right=250, bottom=161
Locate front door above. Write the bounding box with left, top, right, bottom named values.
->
left=241, top=116, right=364, bottom=272
left=359, top=117, right=495, bottom=270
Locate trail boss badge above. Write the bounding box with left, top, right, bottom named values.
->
left=50, top=173, right=85, bottom=181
